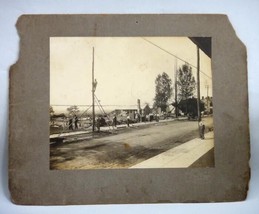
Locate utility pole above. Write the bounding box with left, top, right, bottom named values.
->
left=137, top=99, right=141, bottom=114
left=174, top=57, right=178, bottom=118
left=196, top=46, right=201, bottom=122
left=92, top=47, right=95, bottom=132
left=205, top=84, right=209, bottom=112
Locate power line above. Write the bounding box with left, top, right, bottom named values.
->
left=51, top=104, right=92, bottom=107
left=51, top=104, right=139, bottom=107
left=141, top=37, right=212, bottom=79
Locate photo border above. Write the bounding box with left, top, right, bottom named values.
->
left=9, top=14, right=250, bottom=204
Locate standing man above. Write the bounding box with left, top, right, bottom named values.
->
left=135, top=112, right=140, bottom=123
left=156, top=113, right=160, bottom=122
left=74, top=115, right=79, bottom=130
left=96, top=117, right=101, bottom=132
left=68, top=117, right=73, bottom=130
left=113, top=115, right=117, bottom=128
left=199, top=120, right=205, bottom=139
left=127, top=115, right=130, bottom=127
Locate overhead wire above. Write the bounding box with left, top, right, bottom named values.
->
left=141, top=37, right=212, bottom=79
left=51, top=104, right=138, bottom=107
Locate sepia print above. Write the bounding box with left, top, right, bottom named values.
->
left=49, top=37, right=214, bottom=170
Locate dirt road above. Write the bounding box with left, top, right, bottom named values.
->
left=50, top=117, right=213, bottom=169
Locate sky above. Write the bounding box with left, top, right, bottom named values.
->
left=50, top=37, right=212, bottom=113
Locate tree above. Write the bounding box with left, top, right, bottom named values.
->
left=67, top=105, right=80, bottom=116
left=153, top=72, right=172, bottom=112
left=177, top=64, right=196, bottom=100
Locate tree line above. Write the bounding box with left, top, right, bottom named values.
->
left=153, top=63, right=200, bottom=116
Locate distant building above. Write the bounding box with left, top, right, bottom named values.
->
left=108, top=103, right=158, bottom=123
left=177, top=97, right=205, bottom=118
left=109, top=107, right=138, bottom=121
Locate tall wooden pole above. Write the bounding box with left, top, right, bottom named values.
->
left=174, top=57, right=178, bottom=118
left=92, top=47, right=95, bottom=132
left=205, top=84, right=209, bottom=112
left=205, top=85, right=209, bottom=98
left=197, top=46, right=201, bottom=122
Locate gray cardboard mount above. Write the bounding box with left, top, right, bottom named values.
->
left=9, top=14, right=250, bottom=205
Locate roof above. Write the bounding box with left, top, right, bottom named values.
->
left=189, top=37, right=211, bottom=58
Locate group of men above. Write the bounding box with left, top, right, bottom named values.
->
left=95, top=114, right=129, bottom=132
left=93, top=113, right=207, bottom=140
left=68, top=115, right=79, bottom=131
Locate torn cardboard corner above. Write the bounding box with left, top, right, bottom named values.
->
left=9, top=14, right=250, bottom=205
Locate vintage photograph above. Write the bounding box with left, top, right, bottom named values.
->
left=49, top=37, right=213, bottom=170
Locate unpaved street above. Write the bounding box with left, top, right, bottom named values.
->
left=50, top=118, right=213, bottom=169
